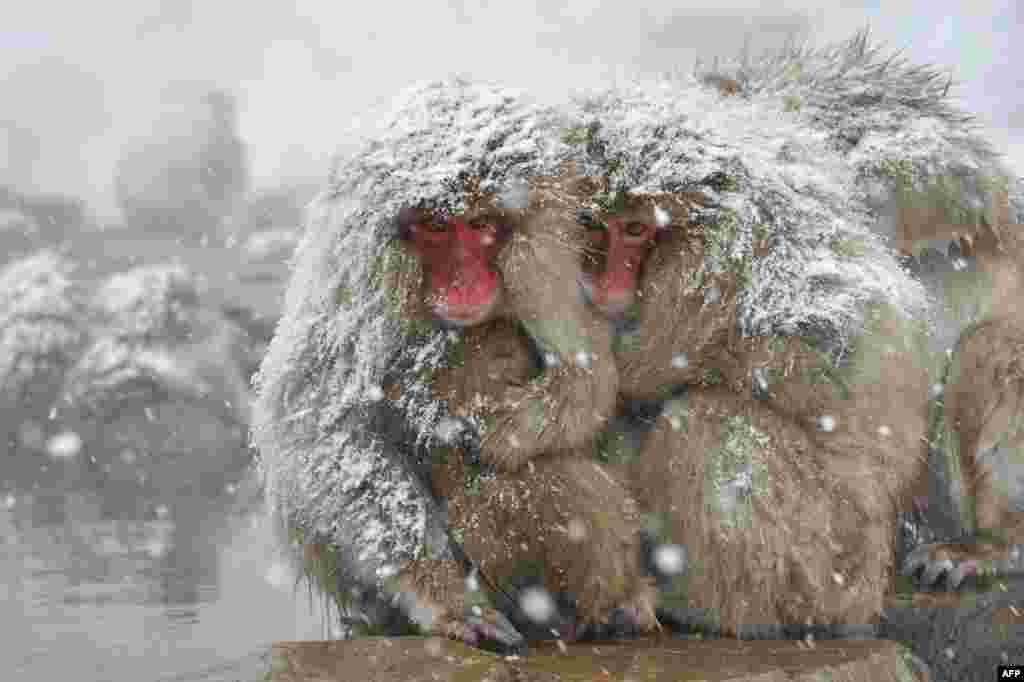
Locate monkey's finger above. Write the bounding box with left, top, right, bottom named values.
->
left=900, top=545, right=932, bottom=577
left=920, top=558, right=954, bottom=587
left=465, top=610, right=526, bottom=653
left=946, top=560, right=978, bottom=590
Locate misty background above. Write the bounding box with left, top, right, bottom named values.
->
left=0, top=4, right=1022, bottom=680
left=1, top=0, right=1021, bottom=227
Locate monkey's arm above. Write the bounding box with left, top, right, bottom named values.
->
left=903, top=317, right=1024, bottom=588
left=481, top=227, right=618, bottom=473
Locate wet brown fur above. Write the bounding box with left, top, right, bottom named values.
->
left=397, top=173, right=620, bottom=474
left=607, top=192, right=743, bottom=400
left=388, top=173, right=654, bottom=636
left=914, top=191, right=1024, bottom=566
left=630, top=388, right=893, bottom=631
left=392, top=318, right=656, bottom=636
left=579, top=188, right=930, bottom=633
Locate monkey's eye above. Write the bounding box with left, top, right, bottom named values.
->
left=625, top=221, right=648, bottom=237
left=423, top=219, right=450, bottom=233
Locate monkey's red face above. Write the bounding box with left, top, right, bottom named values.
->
left=399, top=208, right=508, bottom=327
left=579, top=214, right=659, bottom=321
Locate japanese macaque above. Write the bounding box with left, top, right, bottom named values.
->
left=387, top=179, right=656, bottom=647
left=391, top=175, right=618, bottom=474
left=577, top=188, right=931, bottom=636
left=574, top=189, right=740, bottom=401
left=901, top=190, right=1024, bottom=589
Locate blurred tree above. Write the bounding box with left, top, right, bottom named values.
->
left=115, top=85, right=249, bottom=241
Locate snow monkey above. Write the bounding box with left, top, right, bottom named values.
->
left=901, top=190, right=1024, bottom=590
left=576, top=187, right=931, bottom=637
left=391, top=174, right=619, bottom=474
left=386, top=175, right=657, bottom=648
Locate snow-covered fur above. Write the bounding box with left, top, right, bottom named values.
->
left=252, top=30, right=1024, bottom=628
left=251, top=80, right=578, bottom=600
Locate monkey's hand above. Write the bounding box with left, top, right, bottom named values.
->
left=477, top=390, right=543, bottom=473
left=396, top=558, right=524, bottom=652
left=478, top=359, right=617, bottom=473
left=437, top=605, right=526, bottom=654
left=901, top=537, right=1022, bottom=590
left=618, top=579, right=662, bottom=634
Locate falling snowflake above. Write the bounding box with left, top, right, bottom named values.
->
left=929, top=383, right=944, bottom=400
left=952, top=257, right=967, bottom=271
left=154, top=504, right=171, bottom=520
left=544, top=352, right=560, bottom=368
left=653, top=544, right=687, bottom=576
left=574, top=351, right=592, bottom=369
left=366, top=385, right=385, bottom=402
left=877, top=425, right=892, bottom=438
left=464, top=568, right=480, bottom=592
left=519, top=586, right=557, bottom=624
left=817, top=415, right=836, bottom=432
left=46, top=431, right=82, bottom=460
left=670, top=353, right=689, bottom=370
left=3, top=493, right=16, bottom=510
left=654, top=205, right=671, bottom=228
left=377, top=564, right=398, bottom=579
left=145, top=538, right=168, bottom=558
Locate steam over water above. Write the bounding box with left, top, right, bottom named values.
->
left=1, top=482, right=329, bottom=682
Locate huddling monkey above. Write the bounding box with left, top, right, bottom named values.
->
left=386, top=173, right=658, bottom=648
left=570, top=178, right=931, bottom=638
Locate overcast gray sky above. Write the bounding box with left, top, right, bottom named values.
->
left=1, top=0, right=1021, bottom=220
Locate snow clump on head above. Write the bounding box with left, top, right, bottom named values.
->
left=693, top=28, right=1024, bottom=350
left=250, top=78, right=576, bottom=592
left=564, top=30, right=985, bottom=362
